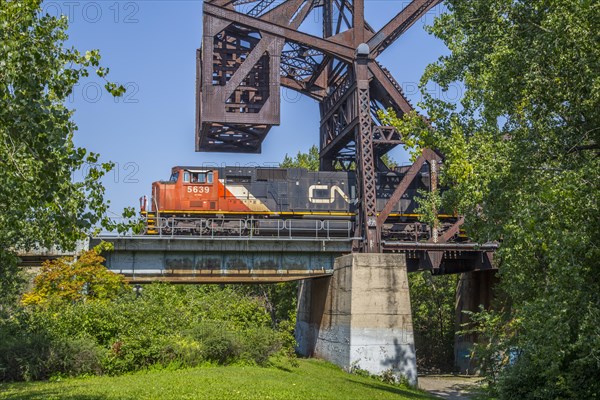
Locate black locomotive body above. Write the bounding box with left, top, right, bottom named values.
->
left=142, top=163, right=457, bottom=240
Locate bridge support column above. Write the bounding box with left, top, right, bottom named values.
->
left=454, top=270, right=498, bottom=373
left=296, top=254, right=417, bottom=385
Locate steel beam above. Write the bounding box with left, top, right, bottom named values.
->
left=368, top=0, right=441, bottom=58
left=369, top=62, right=414, bottom=114
left=355, top=54, right=379, bottom=252
left=204, top=3, right=355, bottom=61
left=432, top=216, right=465, bottom=244
left=377, top=148, right=441, bottom=226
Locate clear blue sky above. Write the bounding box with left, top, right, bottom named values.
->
left=45, top=0, right=451, bottom=216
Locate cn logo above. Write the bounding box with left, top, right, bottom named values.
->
left=308, top=184, right=352, bottom=204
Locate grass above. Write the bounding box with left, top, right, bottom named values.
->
left=0, top=359, right=435, bottom=400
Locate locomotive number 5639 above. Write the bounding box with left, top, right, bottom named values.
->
left=187, top=186, right=210, bottom=194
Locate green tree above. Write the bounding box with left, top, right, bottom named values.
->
left=21, top=245, right=128, bottom=306
left=281, top=145, right=321, bottom=170
left=234, top=283, right=298, bottom=328
left=0, top=0, right=125, bottom=303
left=385, top=1, right=599, bottom=397
left=409, top=272, right=458, bottom=373
left=281, top=144, right=397, bottom=170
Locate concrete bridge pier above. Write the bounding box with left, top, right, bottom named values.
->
left=295, top=254, right=417, bottom=386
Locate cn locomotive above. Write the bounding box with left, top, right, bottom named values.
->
left=140, top=164, right=459, bottom=240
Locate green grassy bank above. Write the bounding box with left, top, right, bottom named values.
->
left=0, top=359, right=434, bottom=400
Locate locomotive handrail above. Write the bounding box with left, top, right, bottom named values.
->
left=146, top=215, right=353, bottom=239
left=286, top=219, right=319, bottom=239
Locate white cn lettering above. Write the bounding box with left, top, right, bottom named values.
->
left=308, top=184, right=352, bottom=204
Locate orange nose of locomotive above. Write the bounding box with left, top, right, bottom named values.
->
left=150, top=167, right=218, bottom=213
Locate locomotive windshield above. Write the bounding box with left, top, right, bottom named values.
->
left=182, top=170, right=213, bottom=184
left=169, top=171, right=179, bottom=182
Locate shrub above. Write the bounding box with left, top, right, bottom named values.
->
left=21, top=248, right=128, bottom=306
left=0, top=322, right=102, bottom=382
left=102, top=333, right=175, bottom=375
left=159, top=335, right=205, bottom=367
left=239, top=326, right=283, bottom=366
left=4, top=282, right=297, bottom=381
left=186, top=322, right=241, bottom=364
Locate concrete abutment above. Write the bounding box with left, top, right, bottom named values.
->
left=295, top=254, right=417, bottom=386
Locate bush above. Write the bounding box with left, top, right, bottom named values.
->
left=21, top=248, right=128, bottom=306
left=4, top=283, right=297, bottom=381
left=0, top=322, right=102, bottom=381
left=239, top=326, right=283, bottom=366
left=186, top=322, right=242, bottom=364
left=159, top=335, right=205, bottom=367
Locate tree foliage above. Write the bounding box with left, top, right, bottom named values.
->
left=409, top=272, right=458, bottom=373
left=21, top=246, right=128, bottom=306
left=281, top=145, right=321, bottom=170
left=281, top=144, right=397, bottom=170
left=385, top=1, right=599, bottom=397
left=3, top=284, right=295, bottom=381
left=0, top=0, right=125, bottom=302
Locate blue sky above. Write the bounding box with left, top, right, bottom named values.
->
left=45, top=0, right=451, bottom=215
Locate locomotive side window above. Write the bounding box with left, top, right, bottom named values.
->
left=226, top=175, right=251, bottom=184
left=207, top=172, right=214, bottom=184
left=183, top=172, right=190, bottom=183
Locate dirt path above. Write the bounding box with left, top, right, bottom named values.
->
left=418, top=375, right=481, bottom=400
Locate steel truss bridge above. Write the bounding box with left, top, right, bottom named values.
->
left=196, top=0, right=455, bottom=253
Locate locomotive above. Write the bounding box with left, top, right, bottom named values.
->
left=140, top=164, right=459, bottom=240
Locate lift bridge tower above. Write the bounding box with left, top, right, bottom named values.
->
left=196, top=0, right=442, bottom=252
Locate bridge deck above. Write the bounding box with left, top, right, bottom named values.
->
left=90, top=236, right=352, bottom=283
left=17, top=236, right=495, bottom=283
left=88, top=236, right=495, bottom=283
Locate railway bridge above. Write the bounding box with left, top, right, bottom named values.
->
left=20, top=232, right=496, bottom=381
left=186, top=0, right=500, bottom=382
left=20, top=0, right=499, bottom=385
left=87, top=231, right=494, bottom=381
left=90, top=234, right=495, bottom=284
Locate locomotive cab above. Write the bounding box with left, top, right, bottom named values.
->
left=151, top=166, right=219, bottom=213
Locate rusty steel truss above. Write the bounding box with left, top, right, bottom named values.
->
left=196, top=0, right=445, bottom=253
